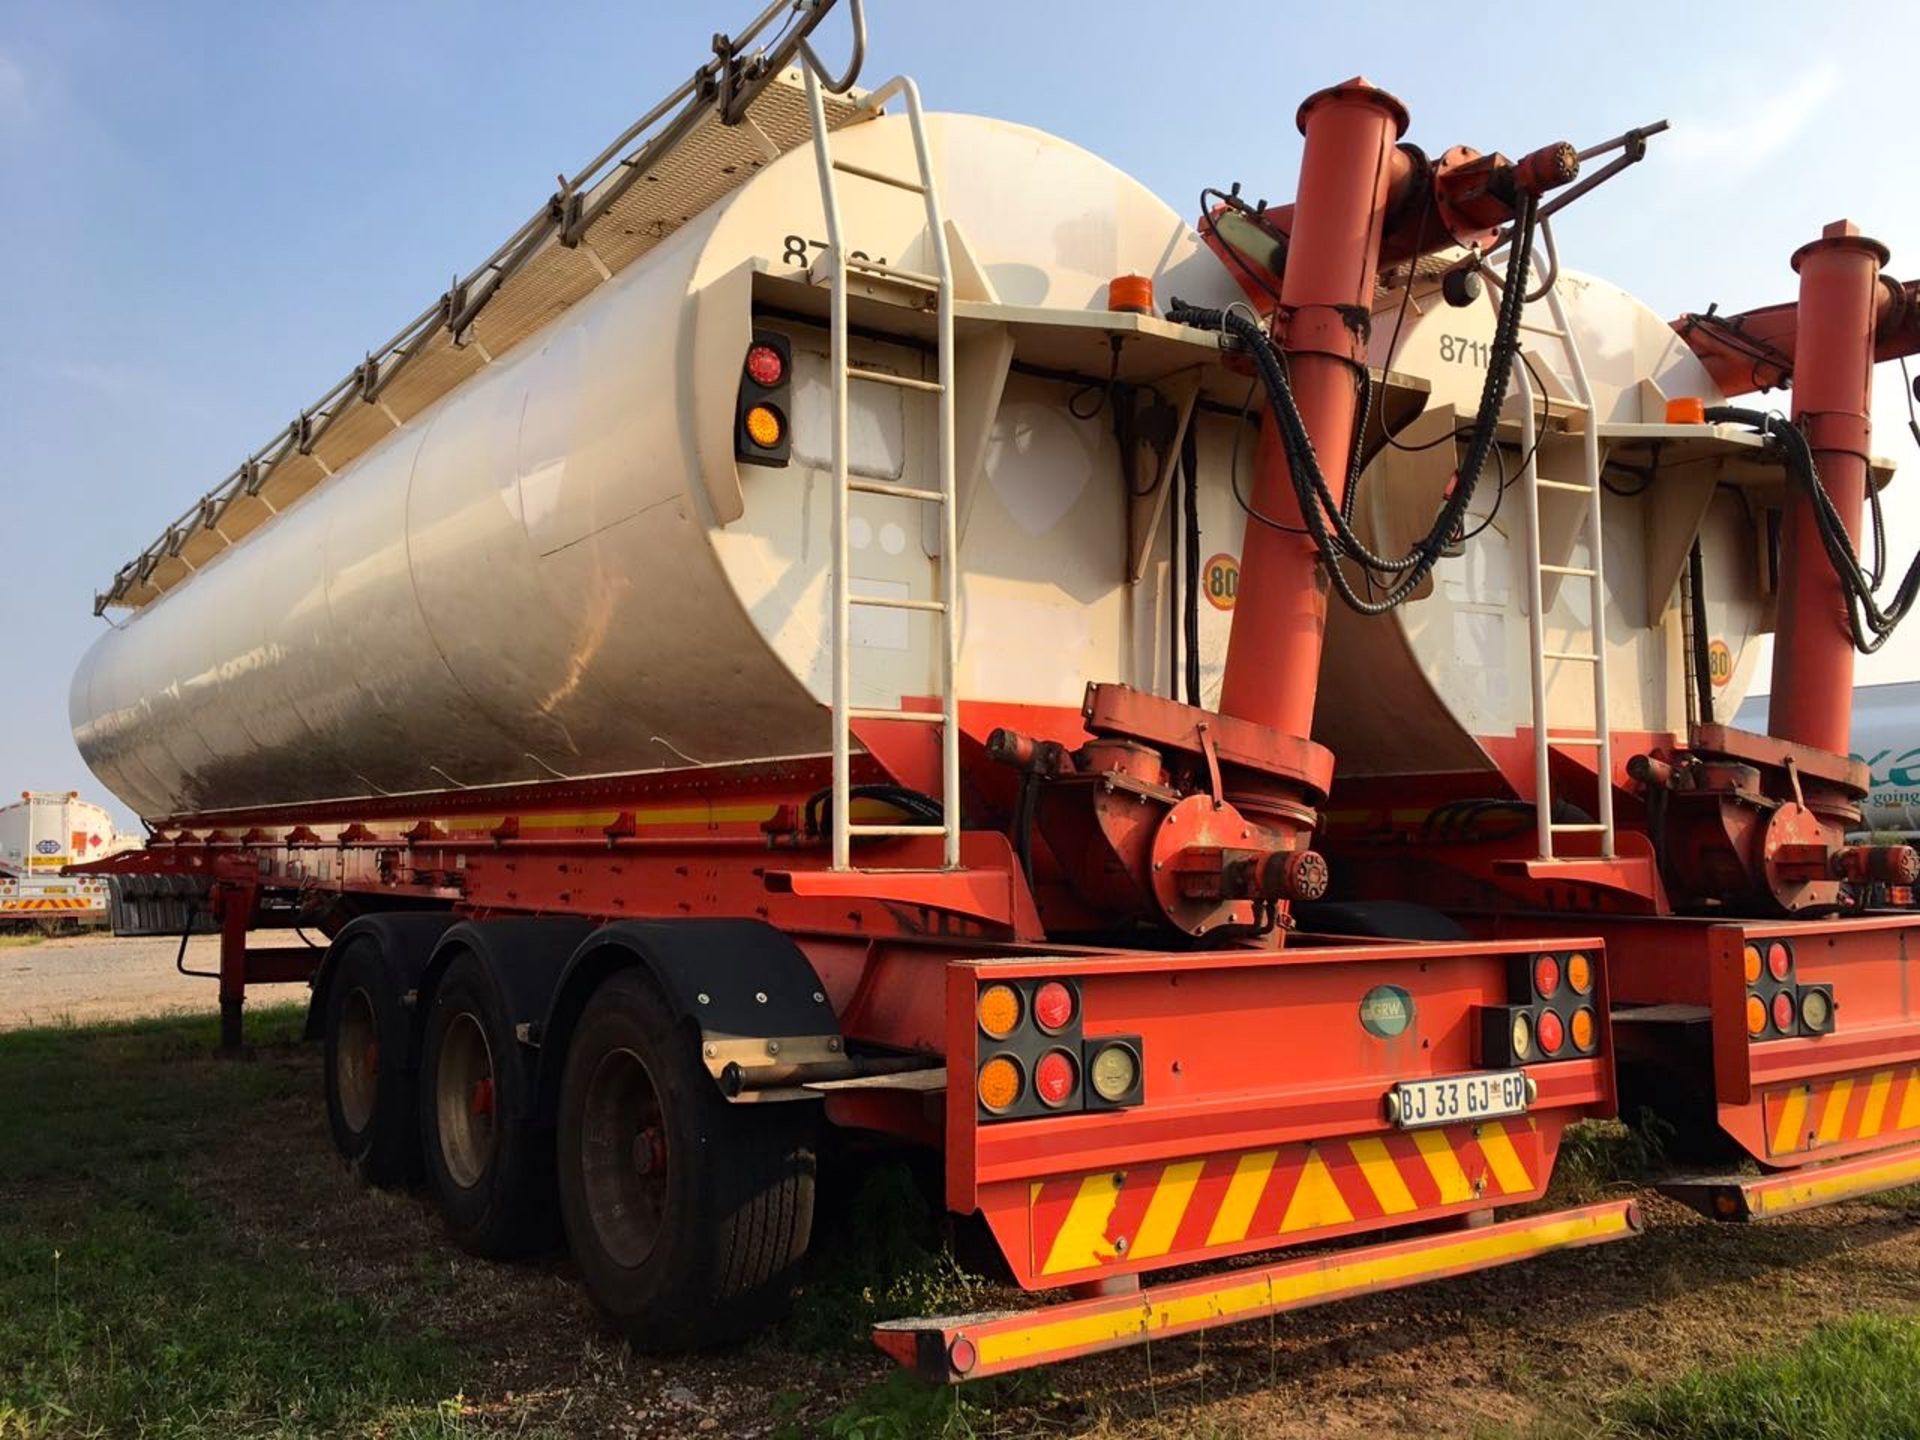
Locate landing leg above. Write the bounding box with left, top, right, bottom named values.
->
left=217, top=884, right=254, bottom=1055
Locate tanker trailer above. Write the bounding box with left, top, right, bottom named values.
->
left=65, top=0, right=1920, bottom=1379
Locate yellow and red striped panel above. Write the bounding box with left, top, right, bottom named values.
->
left=0, top=897, right=99, bottom=912
left=1030, top=1120, right=1545, bottom=1280
left=1765, top=1067, right=1920, bottom=1157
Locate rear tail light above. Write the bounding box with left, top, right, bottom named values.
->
left=1536, top=1008, right=1565, bottom=1056
left=1034, top=1049, right=1079, bottom=1107
left=1533, top=954, right=1561, bottom=1000
left=1032, top=981, right=1076, bottom=1033
left=1481, top=951, right=1599, bottom=1066
left=745, top=342, right=786, bottom=386
left=973, top=977, right=1139, bottom=1120
left=1766, top=942, right=1793, bottom=982
left=1745, top=938, right=1826, bottom=1043
left=977, top=1054, right=1024, bottom=1112
left=1771, top=990, right=1796, bottom=1034
left=734, top=327, right=793, bottom=467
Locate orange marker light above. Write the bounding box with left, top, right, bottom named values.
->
left=1570, top=1006, right=1597, bottom=1052
left=744, top=404, right=784, bottom=449
left=977, top=983, right=1021, bottom=1040
left=977, top=1054, right=1023, bottom=1112
left=1566, top=952, right=1594, bottom=995
left=1743, top=944, right=1764, bottom=985
left=1108, top=273, right=1154, bottom=315
left=1665, top=397, right=1707, bottom=425
left=1746, top=994, right=1768, bottom=1036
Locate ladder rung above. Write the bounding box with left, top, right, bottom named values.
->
left=847, top=708, right=944, bottom=724
left=849, top=477, right=946, bottom=503
left=1520, top=321, right=1567, bottom=337
left=848, top=366, right=944, bottom=394
left=831, top=158, right=927, bottom=194
left=1539, top=563, right=1597, bottom=577
left=1534, top=478, right=1594, bottom=493
left=1550, top=822, right=1610, bottom=833
left=848, top=823, right=948, bottom=837
left=850, top=593, right=946, bottom=613
left=1545, top=736, right=1605, bottom=747
left=1543, top=650, right=1599, bottom=663
left=845, top=256, right=941, bottom=290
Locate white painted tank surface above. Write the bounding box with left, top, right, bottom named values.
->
left=73, top=104, right=1784, bottom=821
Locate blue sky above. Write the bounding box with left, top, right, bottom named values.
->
left=3, top=1, right=1917, bottom=830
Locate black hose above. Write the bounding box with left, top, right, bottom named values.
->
left=1705, top=405, right=1920, bottom=653
left=1168, top=191, right=1539, bottom=615
left=804, top=783, right=944, bottom=839
left=1688, top=536, right=1714, bottom=725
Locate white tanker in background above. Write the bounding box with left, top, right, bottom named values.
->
left=0, top=791, right=132, bottom=932
left=1738, top=682, right=1920, bottom=837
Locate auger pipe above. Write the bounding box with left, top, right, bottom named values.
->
left=1769, top=220, right=1888, bottom=756
left=1675, top=274, right=1920, bottom=397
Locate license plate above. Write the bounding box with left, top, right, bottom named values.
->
left=1389, top=1071, right=1529, bottom=1130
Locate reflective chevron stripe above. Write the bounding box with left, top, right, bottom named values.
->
left=1032, top=1120, right=1544, bottom=1279
left=1767, top=1067, right=1920, bottom=1156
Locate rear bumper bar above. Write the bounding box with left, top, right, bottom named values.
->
left=873, top=1197, right=1642, bottom=1382
left=1661, top=1138, right=1920, bottom=1221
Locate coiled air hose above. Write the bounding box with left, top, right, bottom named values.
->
left=1168, top=191, right=1540, bottom=615
left=1705, top=405, right=1920, bottom=653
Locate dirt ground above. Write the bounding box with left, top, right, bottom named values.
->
left=0, top=931, right=310, bottom=1030
left=11, top=934, right=1920, bottom=1437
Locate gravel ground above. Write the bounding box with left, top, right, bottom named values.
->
left=0, top=931, right=311, bottom=1031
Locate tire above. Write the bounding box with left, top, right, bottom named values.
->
left=419, top=951, right=557, bottom=1257
left=556, top=968, right=816, bottom=1350
left=322, top=937, right=419, bottom=1187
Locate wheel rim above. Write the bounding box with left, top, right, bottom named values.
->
left=581, top=1045, right=669, bottom=1269
left=336, top=987, right=379, bottom=1133
left=435, top=1011, right=497, bottom=1189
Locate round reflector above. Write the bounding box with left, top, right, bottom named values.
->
left=1536, top=1008, right=1565, bottom=1055
left=1034, top=1049, right=1078, bottom=1108
left=1746, top=994, right=1767, bottom=1036
left=976, top=984, right=1021, bottom=1040
left=1743, top=944, right=1763, bottom=985
left=1033, top=981, right=1075, bottom=1033
left=1533, top=954, right=1561, bottom=1000
left=1767, top=942, right=1792, bottom=982
left=746, top=343, right=785, bottom=386
left=744, top=404, right=784, bottom=449
left=1510, top=1010, right=1534, bottom=1061
left=977, top=1054, right=1023, bottom=1112
left=948, top=1334, right=978, bottom=1376
left=1570, top=1005, right=1597, bottom=1053
left=1566, top=952, right=1594, bottom=995
left=1771, top=990, right=1795, bottom=1033
left=1089, top=1041, right=1139, bottom=1102
left=1800, top=987, right=1832, bottom=1032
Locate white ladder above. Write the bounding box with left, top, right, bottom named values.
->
left=803, top=68, right=960, bottom=871
left=1509, top=277, right=1615, bottom=861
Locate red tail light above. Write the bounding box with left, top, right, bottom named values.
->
left=1033, top=981, right=1076, bottom=1033
left=745, top=342, right=786, bottom=386
left=1034, top=1049, right=1079, bottom=1107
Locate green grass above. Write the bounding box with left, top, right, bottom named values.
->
left=0, top=933, right=48, bottom=949
left=1601, top=1313, right=1920, bottom=1440
left=0, top=1007, right=491, bottom=1438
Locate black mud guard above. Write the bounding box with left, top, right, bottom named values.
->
left=539, top=918, right=840, bottom=1105
left=416, top=917, right=597, bottom=1117
left=304, top=912, right=462, bottom=1046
